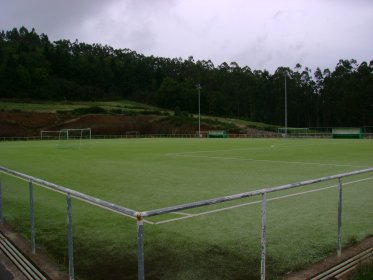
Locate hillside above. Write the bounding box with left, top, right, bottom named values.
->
left=0, top=100, right=277, bottom=137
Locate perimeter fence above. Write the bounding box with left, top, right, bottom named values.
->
left=0, top=132, right=373, bottom=142
left=0, top=166, right=372, bottom=280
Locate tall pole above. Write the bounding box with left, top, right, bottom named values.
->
left=260, top=192, right=267, bottom=280
left=67, top=194, right=75, bottom=280
left=337, top=178, right=343, bottom=257
left=196, top=84, right=202, bottom=137
left=284, top=72, right=288, bottom=137
left=29, top=181, right=36, bottom=254
left=136, top=213, right=145, bottom=280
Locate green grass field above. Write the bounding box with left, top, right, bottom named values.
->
left=0, top=138, right=372, bottom=280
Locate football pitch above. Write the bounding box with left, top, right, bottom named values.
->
left=0, top=138, right=372, bottom=279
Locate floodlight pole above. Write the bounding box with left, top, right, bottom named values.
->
left=284, top=72, right=288, bottom=137
left=196, top=84, right=202, bottom=137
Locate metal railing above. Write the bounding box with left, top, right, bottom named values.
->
left=0, top=166, right=137, bottom=280
left=1, top=133, right=373, bottom=141
left=0, top=165, right=372, bottom=280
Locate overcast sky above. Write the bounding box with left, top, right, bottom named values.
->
left=1, top=0, right=373, bottom=72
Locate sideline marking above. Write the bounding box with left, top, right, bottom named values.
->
left=152, top=176, right=373, bottom=225
left=167, top=154, right=369, bottom=168
left=165, top=142, right=316, bottom=156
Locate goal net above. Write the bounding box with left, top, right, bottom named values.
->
left=58, top=128, right=91, bottom=149
left=277, top=127, right=334, bottom=138
left=277, top=128, right=310, bottom=137
left=58, top=128, right=91, bottom=141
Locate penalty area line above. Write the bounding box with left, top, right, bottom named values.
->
left=152, top=176, right=373, bottom=225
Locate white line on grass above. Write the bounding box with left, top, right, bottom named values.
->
left=167, top=154, right=369, bottom=168
left=165, top=142, right=316, bottom=157
left=152, top=176, right=373, bottom=225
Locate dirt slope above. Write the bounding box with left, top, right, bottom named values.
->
left=0, top=112, right=207, bottom=137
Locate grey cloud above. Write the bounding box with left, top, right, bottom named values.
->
left=272, top=10, right=283, bottom=20
left=1, top=0, right=372, bottom=73
left=1, top=0, right=117, bottom=39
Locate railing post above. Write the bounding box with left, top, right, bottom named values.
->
left=337, top=177, right=343, bottom=257
left=0, top=175, right=3, bottom=225
left=67, top=194, right=75, bottom=280
left=136, top=212, right=145, bottom=280
left=260, top=192, right=267, bottom=280
left=29, top=181, right=36, bottom=254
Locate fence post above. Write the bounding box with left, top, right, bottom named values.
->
left=0, top=175, right=3, bottom=225
left=337, top=177, right=343, bottom=257
left=260, top=192, right=267, bottom=280
left=67, top=194, right=75, bottom=280
left=29, top=181, right=36, bottom=254
left=136, top=212, right=145, bottom=280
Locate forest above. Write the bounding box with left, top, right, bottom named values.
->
left=0, top=27, right=372, bottom=128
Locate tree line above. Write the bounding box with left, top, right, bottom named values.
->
left=1, top=27, right=372, bottom=127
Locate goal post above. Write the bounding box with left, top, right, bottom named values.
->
left=58, top=128, right=92, bottom=149
left=59, top=128, right=92, bottom=141
left=277, top=128, right=309, bottom=137
left=277, top=127, right=333, bottom=138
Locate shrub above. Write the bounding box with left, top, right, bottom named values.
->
left=72, top=106, right=108, bottom=115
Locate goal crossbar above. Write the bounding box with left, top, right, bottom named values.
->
left=58, top=128, right=91, bottom=141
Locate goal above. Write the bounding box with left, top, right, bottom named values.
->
left=277, top=127, right=337, bottom=138
left=58, top=128, right=92, bottom=141
left=57, top=128, right=91, bottom=149
left=277, top=128, right=310, bottom=137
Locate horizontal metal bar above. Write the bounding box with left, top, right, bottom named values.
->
left=142, top=167, right=373, bottom=217
left=2, top=165, right=372, bottom=219
left=0, top=166, right=137, bottom=218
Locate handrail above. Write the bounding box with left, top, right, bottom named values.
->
left=0, top=166, right=137, bottom=218
left=2, top=165, right=373, bottom=219
left=142, top=167, right=373, bottom=217
left=1, top=165, right=373, bottom=280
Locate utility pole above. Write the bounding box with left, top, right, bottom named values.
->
left=196, top=84, right=202, bottom=137
left=284, top=72, right=288, bottom=137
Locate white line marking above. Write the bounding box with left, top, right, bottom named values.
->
left=165, top=141, right=338, bottom=157
left=168, top=154, right=369, bottom=168
left=153, top=177, right=373, bottom=225
left=165, top=145, right=294, bottom=156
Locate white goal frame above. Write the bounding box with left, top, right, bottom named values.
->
left=58, top=128, right=91, bottom=141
